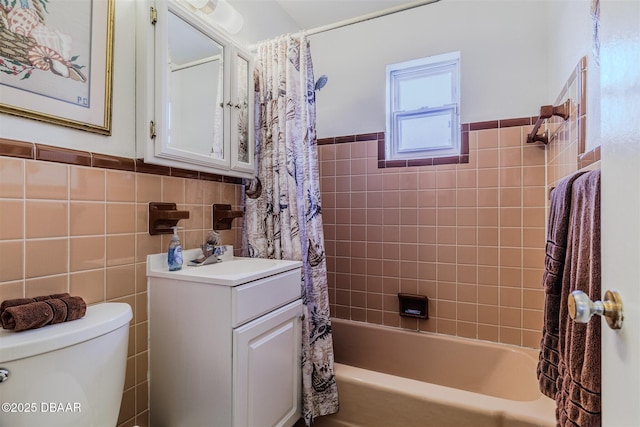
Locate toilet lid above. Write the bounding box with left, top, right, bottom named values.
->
left=0, top=302, right=132, bottom=363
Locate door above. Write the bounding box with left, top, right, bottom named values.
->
left=599, top=0, right=640, bottom=425
left=233, top=300, right=302, bottom=427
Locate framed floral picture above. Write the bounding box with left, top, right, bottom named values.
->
left=0, top=0, right=115, bottom=135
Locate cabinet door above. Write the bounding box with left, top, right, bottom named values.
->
left=233, top=300, right=302, bottom=427
left=230, top=48, right=255, bottom=175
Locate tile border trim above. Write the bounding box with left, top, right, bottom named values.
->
left=318, top=116, right=539, bottom=168
left=0, top=138, right=243, bottom=184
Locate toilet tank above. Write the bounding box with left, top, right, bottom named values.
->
left=0, top=302, right=132, bottom=427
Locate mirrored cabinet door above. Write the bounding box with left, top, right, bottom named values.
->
left=163, top=7, right=229, bottom=168
left=136, top=0, right=254, bottom=179
left=230, top=50, right=254, bottom=174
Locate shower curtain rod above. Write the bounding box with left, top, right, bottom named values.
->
left=304, top=0, right=442, bottom=36
left=248, top=0, right=442, bottom=50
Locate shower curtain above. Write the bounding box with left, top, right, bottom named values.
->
left=244, top=33, right=339, bottom=425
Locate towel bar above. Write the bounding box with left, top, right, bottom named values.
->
left=527, top=99, right=571, bottom=145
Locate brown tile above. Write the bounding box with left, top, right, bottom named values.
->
left=92, top=153, right=136, bottom=172
left=36, top=144, right=91, bottom=167
left=0, top=138, right=34, bottom=159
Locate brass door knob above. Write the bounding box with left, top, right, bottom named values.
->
left=568, top=290, right=624, bottom=330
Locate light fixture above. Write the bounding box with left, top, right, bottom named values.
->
left=182, top=0, right=243, bottom=35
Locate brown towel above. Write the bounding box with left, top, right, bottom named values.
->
left=537, top=172, right=586, bottom=399
left=0, top=295, right=86, bottom=332
left=556, top=170, right=601, bottom=426
left=0, top=293, right=70, bottom=316
left=0, top=301, right=54, bottom=332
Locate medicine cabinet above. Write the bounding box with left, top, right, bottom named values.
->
left=136, top=0, right=254, bottom=178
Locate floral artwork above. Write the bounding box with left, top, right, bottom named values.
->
left=0, top=0, right=114, bottom=134
left=1, top=0, right=89, bottom=104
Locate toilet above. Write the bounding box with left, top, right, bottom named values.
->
left=0, top=302, right=133, bottom=427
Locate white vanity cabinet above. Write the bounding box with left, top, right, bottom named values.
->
left=147, top=250, right=302, bottom=427
left=136, top=0, right=254, bottom=178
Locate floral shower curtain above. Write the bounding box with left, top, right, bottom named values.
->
left=244, top=33, right=339, bottom=425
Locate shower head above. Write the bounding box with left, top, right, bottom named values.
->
left=315, top=75, right=328, bottom=91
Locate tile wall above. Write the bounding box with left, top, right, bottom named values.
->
left=0, top=142, right=244, bottom=427
left=318, top=121, right=548, bottom=348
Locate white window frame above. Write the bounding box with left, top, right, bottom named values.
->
left=385, top=51, right=461, bottom=161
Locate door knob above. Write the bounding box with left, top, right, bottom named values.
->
left=568, top=290, right=624, bottom=330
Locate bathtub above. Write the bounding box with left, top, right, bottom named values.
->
left=314, top=319, right=556, bottom=427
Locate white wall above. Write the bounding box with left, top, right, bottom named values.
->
left=310, top=0, right=550, bottom=138
left=0, top=0, right=600, bottom=155
left=0, top=0, right=137, bottom=158
left=546, top=0, right=600, bottom=151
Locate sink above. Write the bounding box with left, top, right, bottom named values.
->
left=146, top=248, right=302, bottom=286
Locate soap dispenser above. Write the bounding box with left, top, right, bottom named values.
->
left=168, top=226, right=183, bottom=271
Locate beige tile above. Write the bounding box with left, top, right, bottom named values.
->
left=500, top=247, right=523, bottom=268
left=478, top=188, right=498, bottom=207
left=70, top=202, right=105, bottom=236
left=161, top=177, right=184, bottom=204
left=500, top=287, right=522, bottom=308
left=0, top=157, right=25, bottom=198
left=499, top=126, right=523, bottom=147
left=477, top=168, right=499, bottom=188
left=477, top=207, right=498, bottom=227
left=107, top=265, right=136, bottom=299
left=70, top=270, right=105, bottom=303
left=456, top=169, right=477, bottom=188
left=26, top=200, right=68, bottom=238
left=500, top=307, right=522, bottom=328
left=107, top=203, right=136, bottom=234
left=437, top=208, right=456, bottom=226
left=476, top=129, right=499, bottom=149
left=0, top=200, right=24, bottom=240
left=71, top=166, right=105, bottom=201
left=457, top=302, right=477, bottom=322
left=70, top=236, right=105, bottom=272
left=0, top=281, right=25, bottom=303
left=135, top=233, right=162, bottom=263
left=500, top=227, right=522, bottom=247
left=457, top=208, right=477, bottom=226
left=500, top=207, right=522, bottom=227
left=0, top=241, right=24, bottom=282
left=499, top=147, right=522, bottom=167
left=436, top=170, right=456, bottom=189
left=26, top=160, right=68, bottom=200
left=499, top=167, right=522, bottom=188
left=499, top=327, right=522, bottom=346
left=25, top=239, right=68, bottom=278
left=106, top=170, right=136, bottom=202
left=477, top=149, right=499, bottom=169
left=457, top=246, right=477, bottom=265
left=25, top=275, right=68, bottom=297
left=106, top=233, right=136, bottom=267
left=136, top=174, right=162, bottom=204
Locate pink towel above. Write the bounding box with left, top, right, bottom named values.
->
left=556, top=169, right=601, bottom=426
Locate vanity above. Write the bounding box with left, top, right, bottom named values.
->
left=147, top=249, right=303, bottom=426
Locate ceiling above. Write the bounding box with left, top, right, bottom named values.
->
left=273, top=0, right=419, bottom=31
left=225, top=0, right=428, bottom=45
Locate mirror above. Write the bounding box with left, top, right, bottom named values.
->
left=167, top=9, right=225, bottom=160
left=235, top=54, right=249, bottom=163
left=136, top=0, right=254, bottom=178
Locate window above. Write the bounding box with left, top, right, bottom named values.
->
left=385, top=51, right=461, bottom=162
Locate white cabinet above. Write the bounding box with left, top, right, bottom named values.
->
left=147, top=251, right=302, bottom=427
left=136, top=0, right=254, bottom=178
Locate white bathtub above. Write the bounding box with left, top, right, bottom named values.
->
left=314, top=319, right=556, bottom=427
